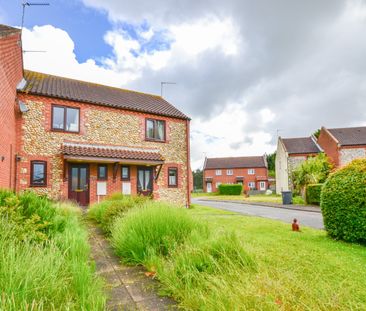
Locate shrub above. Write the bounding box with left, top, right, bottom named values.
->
left=111, top=202, right=208, bottom=264
left=292, top=153, right=332, bottom=193
left=218, top=184, right=242, bottom=195
left=306, top=184, right=323, bottom=205
left=321, top=159, right=366, bottom=243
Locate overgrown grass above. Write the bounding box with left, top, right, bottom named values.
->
left=111, top=202, right=208, bottom=264
left=102, top=199, right=258, bottom=310
left=91, top=196, right=366, bottom=310
left=88, top=193, right=148, bottom=233
left=0, top=190, right=106, bottom=310
left=178, top=204, right=366, bottom=310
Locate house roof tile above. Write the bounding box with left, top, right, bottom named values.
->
left=281, top=137, right=321, bottom=154
left=204, top=156, right=266, bottom=170
left=20, top=70, right=189, bottom=120
left=328, top=126, right=366, bottom=146
left=0, top=24, right=20, bottom=38
left=62, top=142, right=164, bottom=162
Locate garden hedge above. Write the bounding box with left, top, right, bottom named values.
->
left=218, top=184, right=242, bottom=195
left=306, top=184, right=323, bottom=205
left=321, top=159, right=366, bottom=243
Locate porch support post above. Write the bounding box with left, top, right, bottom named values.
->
left=154, top=164, right=163, bottom=181
left=113, top=162, right=118, bottom=182
left=63, top=158, right=68, bottom=181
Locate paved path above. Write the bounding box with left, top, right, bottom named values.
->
left=193, top=198, right=324, bottom=229
left=87, top=221, right=177, bottom=310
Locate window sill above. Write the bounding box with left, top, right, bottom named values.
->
left=51, top=129, right=80, bottom=134
left=30, top=184, right=47, bottom=187
left=145, top=138, right=166, bottom=143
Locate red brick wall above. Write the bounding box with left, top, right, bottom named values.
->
left=203, top=167, right=268, bottom=192
left=317, top=128, right=339, bottom=166
left=0, top=30, right=23, bottom=189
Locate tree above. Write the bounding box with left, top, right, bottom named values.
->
left=266, top=152, right=276, bottom=177
left=313, top=129, right=321, bottom=139
left=193, top=169, right=203, bottom=191
left=292, top=153, right=332, bottom=194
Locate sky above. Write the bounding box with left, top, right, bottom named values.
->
left=1, top=0, right=366, bottom=170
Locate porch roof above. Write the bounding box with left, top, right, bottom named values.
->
left=62, top=142, right=164, bottom=164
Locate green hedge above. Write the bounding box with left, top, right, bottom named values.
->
left=321, top=159, right=366, bottom=243
left=218, top=184, right=242, bottom=195
left=306, top=184, right=323, bottom=205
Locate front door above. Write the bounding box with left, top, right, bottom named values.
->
left=137, top=167, right=153, bottom=196
left=69, top=164, right=90, bottom=206
left=207, top=182, right=212, bottom=193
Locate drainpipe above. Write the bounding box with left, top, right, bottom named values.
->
left=185, top=119, right=191, bottom=207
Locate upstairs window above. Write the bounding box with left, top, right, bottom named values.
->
left=168, top=168, right=178, bottom=187
left=248, top=168, right=255, bottom=175
left=52, top=105, right=79, bottom=133
left=30, top=161, right=47, bottom=186
left=97, top=164, right=108, bottom=180
left=227, top=169, right=233, bottom=175
left=146, top=119, right=165, bottom=141
left=215, top=169, right=222, bottom=176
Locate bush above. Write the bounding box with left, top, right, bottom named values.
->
left=321, top=159, right=366, bottom=243
left=218, top=184, right=242, bottom=195
left=111, top=202, right=208, bottom=264
left=306, top=184, right=323, bottom=205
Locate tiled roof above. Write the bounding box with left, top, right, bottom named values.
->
left=281, top=137, right=321, bottom=154
left=204, top=156, right=266, bottom=170
left=328, top=126, right=366, bottom=146
left=0, top=24, right=20, bottom=38
left=20, top=70, right=189, bottom=120
left=62, top=142, right=164, bottom=162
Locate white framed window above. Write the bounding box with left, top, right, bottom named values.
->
left=226, top=169, right=233, bottom=175
left=215, top=182, right=222, bottom=188
left=259, top=181, right=266, bottom=190
left=248, top=168, right=255, bottom=175
left=248, top=181, right=256, bottom=189
left=215, top=169, right=222, bottom=176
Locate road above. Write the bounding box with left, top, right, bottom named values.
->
left=192, top=198, right=324, bottom=229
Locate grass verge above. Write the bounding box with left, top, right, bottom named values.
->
left=192, top=192, right=306, bottom=205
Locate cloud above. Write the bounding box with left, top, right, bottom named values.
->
left=22, top=0, right=366, bottom=169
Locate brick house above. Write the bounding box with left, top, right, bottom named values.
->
left=275, top=136, right=321, bottom=194
left=0, top=25, right=191, bottom=206
left=317, top=126, right=366, bottom=167
left=203, top=156, right=268, bottom=193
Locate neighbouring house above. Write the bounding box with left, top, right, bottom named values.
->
left=317, top=126, right=366, bottom=167
left=203, top=156, right=268, bottom=193
left=0, top=24, right=191, bottom=206
left=275, top=136, right=321, bottom=194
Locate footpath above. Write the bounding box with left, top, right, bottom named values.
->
left=87, top=221, right=177, bottom=311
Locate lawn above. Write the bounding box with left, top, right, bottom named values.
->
left=185, top=204, right=366, bottom=310
left=192, top=192, right=305, bottom=205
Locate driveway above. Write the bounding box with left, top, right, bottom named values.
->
left=192, top=198, right=324, bottom=229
